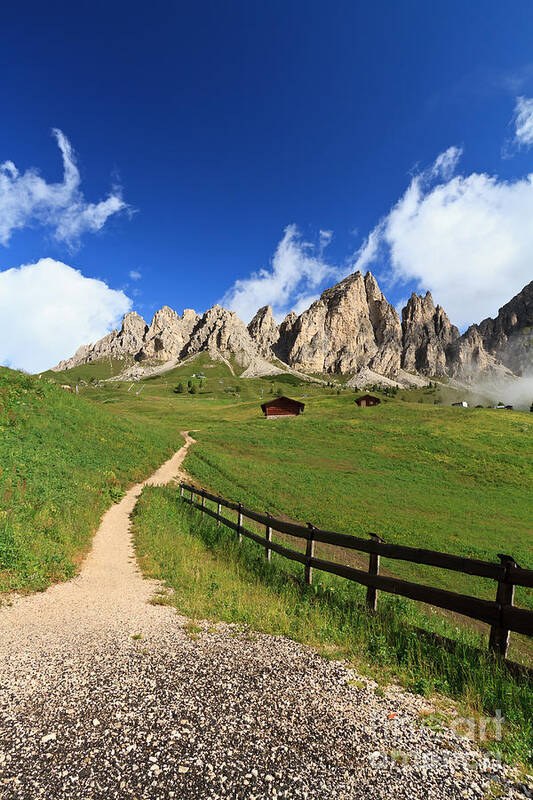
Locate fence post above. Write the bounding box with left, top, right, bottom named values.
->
left=366, top=533, right=383, bottom=611
left=180, top=484, right=184, bottom=498
left=190, top=487, right=194, bottom=504
left=201, top=490, right=205, bottom=517
left=265, top=513, right=272, bottom=562
left=217, top=497, right=222, bottom=527
left=238, top=503, right=243, bottom=544
left=305, top=523, right=315, bottom=586
left=488, top=554, right=517, bottom=658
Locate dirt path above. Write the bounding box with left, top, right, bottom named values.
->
left=0, top=431, right=195, bottom=645
left=0, top=433, right=526, bottom=799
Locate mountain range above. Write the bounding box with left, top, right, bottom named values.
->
left=53, top=271, right=532, bottom=386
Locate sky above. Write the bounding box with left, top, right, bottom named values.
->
left=1, top=0, right=533, bottom=372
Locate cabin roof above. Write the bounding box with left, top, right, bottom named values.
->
left=261, top=395, right=305, bottom=412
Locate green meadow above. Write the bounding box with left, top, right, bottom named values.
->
left=46, top=352, right=533, bottom=661
left=2, top=355, right=532, bottom=763
left=0, top=367, right=182, bottom=592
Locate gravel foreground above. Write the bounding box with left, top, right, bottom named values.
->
left=0, top=439, right=530, bottom=800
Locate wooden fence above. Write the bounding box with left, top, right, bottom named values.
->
left=179, top=482, right=533, bottom=659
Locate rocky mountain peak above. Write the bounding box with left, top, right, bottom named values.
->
left=401, top=292, right=459, bottom=376
left=149, top=306, right=179, bottom=326
left=52, top=271, right=531, bottom=385
left=182, top=308, right=198, bottom=325
left=184, top=305, right=260, bottom=367
left=446, top=325, right=512, bottom=380
left=247, top=305, right=279, bottom=358
left=122, top=310, right=147, bottom=332
left=476, top=280, right=533, bottom=375
left=281, top=270, right=402, bottom=375
left=137, top=305, right=198, bottom=362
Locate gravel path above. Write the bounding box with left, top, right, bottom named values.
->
left=0, top=434, right=529, bottom=799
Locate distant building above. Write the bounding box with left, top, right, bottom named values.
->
left=355, top=394, right=381, bottom=408
left=261, top=396, right=305, bottom=418
left=451, top=401, right=469, bottom=408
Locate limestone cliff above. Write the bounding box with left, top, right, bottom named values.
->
left=281, top=271, right=402, bottom=376
left=476, top=280, right=533, bottom=375
left=247, top=306, right=279, bottom=358
left=138, top=307, right=199, bottom=361
left=401, top=292, right=459, bottom=376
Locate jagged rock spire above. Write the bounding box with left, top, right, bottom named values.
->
left=247, top=306, right=279, bottom=358
left=401, top=291, right=459, bottom=376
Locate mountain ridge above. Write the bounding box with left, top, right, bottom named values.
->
left=53, top=271, right=532, bottom=383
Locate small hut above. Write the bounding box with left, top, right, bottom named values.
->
left=261, top=396, right=305, bottom=418
left=355, top=394, right=381, bottom=408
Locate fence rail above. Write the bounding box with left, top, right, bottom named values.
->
left=179, top=482, right=533, bottom=658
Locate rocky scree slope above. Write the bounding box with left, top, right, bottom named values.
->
left=54, top=272, right=532, bottom=382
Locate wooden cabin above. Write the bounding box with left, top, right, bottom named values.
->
left=355, top=394, right=381, bottom=408
left=261, top=396, right=305, bottom=418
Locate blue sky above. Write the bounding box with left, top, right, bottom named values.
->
left=2, top=0, right=533, bottom=371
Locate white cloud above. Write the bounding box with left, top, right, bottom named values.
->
left=352, top=148, right=533, bottom=328
left=220, top=224, right=338, bottom=322
left=129, top=269, right=142, bottom=280
left=513, top=96, right=533, bottom=148
left=0, top=129, right=129, bottom=248
left=221, top=138, right=532, bottom=331
left=0, top=258, right=131, bottom=372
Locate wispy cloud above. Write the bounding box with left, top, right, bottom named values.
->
left=0, top=129, right=129, bottom=248
left=513, top=96, right=533, bottom=148
left=221, top=224, right=338, bottom=322
left=129, top=269, right=142, bottom=281
left=0, top=258, right=131, bottom=372
left=431, top=146, right=463, bottom=179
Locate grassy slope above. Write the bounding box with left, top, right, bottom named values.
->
left=42, top=356, right=130, bottom=383
left=133, top=486, right=533, bottom=767
left=185, top=398, right=533, bottom=664
left=185, top=397, right=533, bottom=594
left=3, top=355, right=530, bottom=759
left=0, top=368, right=183, bottom=593
left=81, top=355, right=532, bottom=660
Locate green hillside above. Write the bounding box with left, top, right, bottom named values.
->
left=0, top=367, right=182, bottom=593
left=3, top=355, right=531, bottom=655
left=42, top=356, right=130, bottom=384
left=2, top=357, right=531, bottom=763
left=77, top=357, right=532, bottom=660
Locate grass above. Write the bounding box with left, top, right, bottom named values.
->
left=132, top=485, right=533, bottom=768
left=76, top=354, right=532, bottom=661
left=3, top=353, right=531, bottom=760
left=42, top=356, right=131, bottom=384
left=0, top=367, right=182, bottom=593
left=182, top=396, right=533, bottom=661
